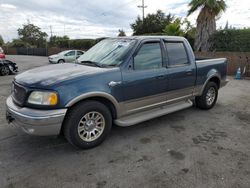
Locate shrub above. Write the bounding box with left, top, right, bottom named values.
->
left=210, top=29, right=250, bottom=52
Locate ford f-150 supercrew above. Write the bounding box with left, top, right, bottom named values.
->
left=6, top=36, right=228, bottom=149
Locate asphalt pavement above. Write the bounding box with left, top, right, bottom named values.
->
left=0, top=55, right=250, bottom=188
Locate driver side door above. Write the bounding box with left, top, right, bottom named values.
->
left=121, top=40, right=168, bottom=115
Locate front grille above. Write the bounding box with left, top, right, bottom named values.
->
left=12, top=82, right=27, bottom=106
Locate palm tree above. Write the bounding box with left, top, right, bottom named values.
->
left=188, top=0, right=226, bottom=51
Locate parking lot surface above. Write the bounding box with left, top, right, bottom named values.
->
left=0, top=55, right=250, bottom=188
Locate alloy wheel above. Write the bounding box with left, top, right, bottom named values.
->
left=77, top=111, right=105, bottom=142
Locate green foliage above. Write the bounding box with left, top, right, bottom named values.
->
left=187, top=0, right=227, bottom=16
left=17, top=23, right=48, bottom=47
left=130, top=10, right=195, bottom=48
left=162, top=18, right=195, bottom=48
left=131, top=10, right=174, bottom=35
left=182, top=18, right=196, bottom=49
left=118, top=29, right=126, bottom=37
left=163, top=18, right=184, bottom=36
left=8, top=39, right=32, bottom=48
left=210, top=29, right=250, bottom=52
left=187, top=0, right=227, bottom=51
left=69, top=39, right=96, bottom=50
left=0, top=35, right=4, bottom=46
left=49, top=35, right=70, bottom=48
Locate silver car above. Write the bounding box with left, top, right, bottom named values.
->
left=48, top=50, right=85, bottom=64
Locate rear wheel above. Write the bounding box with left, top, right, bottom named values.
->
left=63, top=100, right=112, bottom=149
left=195, top=82, right=218, bottom=110
left=0, top=66, right=10, bottom=76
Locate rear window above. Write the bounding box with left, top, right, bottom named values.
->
left=165, top=42, right=189, bottom=66
left=77, top=51, right=84, bottom=55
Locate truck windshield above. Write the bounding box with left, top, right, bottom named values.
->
left=77, top=39, right=136, bottom=66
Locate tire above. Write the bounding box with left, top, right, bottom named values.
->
left=0, top=66, right=10, bottom=76
left=63, top=100, right=112, bottom=149
left=195, top=82, right=218, bottom=110
left=58, top=59, right=65, bottom=64
left=8, top=64, right=14, bottom=75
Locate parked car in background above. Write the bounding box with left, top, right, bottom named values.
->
left=48, top=50, right=85, bottom=64
left=0, top=47, right=5, bottom=59
left=0, top=53, right=5, bottom=59
left=6, top=36, right=228, bottom=149
left=0, top=59, right=18, bottom=76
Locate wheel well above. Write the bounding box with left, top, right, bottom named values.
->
left=209, top=77, right=220, bottom=88
left=68, top=97, right=117, bottom=119
left=58, top=59, right=65, bottom=63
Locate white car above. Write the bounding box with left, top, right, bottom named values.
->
left=48, top=50, right=85, bottom=64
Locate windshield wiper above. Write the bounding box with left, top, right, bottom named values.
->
left=102, top=64, right=117, bottom=67
left=79, top=61, right=102, bottom=67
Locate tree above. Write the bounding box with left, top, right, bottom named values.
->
left=9, top=39, right=32, bottom=48
left=187, top=0, right=227, bottom=51
left=162, top=18, right=196, bottom=49
left=17, top=23, right=48, bottom=47
left=163, top=18, right=184, bottom=36
left=131, top=10, right=174, bottom=35
left=118, top=29, right=126, bottom=37
left=49, top=35, right=70, bottom=48
left=0, top=35, right=4, bottom=46
left=182, top=18, right=196, bottom=49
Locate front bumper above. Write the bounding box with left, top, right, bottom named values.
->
left=48, top=58, right=58, bottom=64
left=6, top=96, right=67, bottom=136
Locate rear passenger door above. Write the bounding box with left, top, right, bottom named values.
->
left=164, top=41, right=196, bottom=102
left=121, top=40, right=168, bottom=114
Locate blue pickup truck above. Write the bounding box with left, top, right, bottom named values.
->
left=6, top=36, right=228, bottom=149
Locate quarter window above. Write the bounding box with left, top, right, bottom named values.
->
left=165, top=42, right=189, bottom=66
left=134, top=42, right=162, bottom=70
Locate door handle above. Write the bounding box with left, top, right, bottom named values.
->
left=155, top=75, right=165, bottom=79
left=108, top=81, right=122, bottom=87
left=185, top=70, right=193, bottom=76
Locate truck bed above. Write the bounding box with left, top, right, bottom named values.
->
left=195, top=58, right=227, bottom=87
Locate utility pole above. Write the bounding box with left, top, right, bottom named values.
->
left=49, top=25, right=53, bottom=38
left=138, top=0, right=147, bottom=22
left=64, top=24, right=65, bottom=36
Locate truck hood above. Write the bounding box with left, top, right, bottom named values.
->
left=15, top=63, right=109, bottom=87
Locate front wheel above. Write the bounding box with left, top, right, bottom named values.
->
left=63, top=100, right=112, bottom=149
left=195, top=82, right=218, bottom=110
left=58, top=59, right=65, bottom=64
left=0, top=66, right=10, bottom=76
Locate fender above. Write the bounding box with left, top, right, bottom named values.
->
left=199, top=69, right=221, bottom=96
left=65, top=91, right=121, bottom=115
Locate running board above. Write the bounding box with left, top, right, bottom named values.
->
left=114, top=100, right=193, bottom=127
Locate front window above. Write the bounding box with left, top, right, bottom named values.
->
left=77, top=39, right=136, bottom=66
left=65, top=51, right=75, bottom=56
left=134, top=42, right=162, bottom=70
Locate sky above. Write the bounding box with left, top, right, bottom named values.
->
left=0, top=0, right=250, bottom=42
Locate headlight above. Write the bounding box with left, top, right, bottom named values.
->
left=28, top=91, right=58, bottom=106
